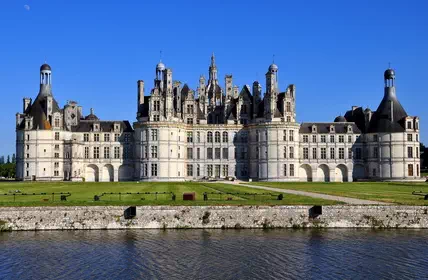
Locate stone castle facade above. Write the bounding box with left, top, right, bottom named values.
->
left=15, top=56, right=421, bottom=182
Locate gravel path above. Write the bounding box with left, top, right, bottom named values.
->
left=218, top=181, right=391, bottom=205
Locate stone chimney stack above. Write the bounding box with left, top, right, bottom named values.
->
left=23, top=98, right=32, bottom=113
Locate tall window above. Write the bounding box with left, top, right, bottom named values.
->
left=154, top=100, right=160, bottom=111
left=187, top=148, right=193, bottom=159
left=312, top=148, right=317, bottom=159
left=153, top=115, right=160, bottom=122
left=84, top=147, right=89, bottom=159
left=348, top=148, right=352, bottom=159
left=330, top=135, right=335, bottom=143
left=187, top=105, right=194, bottom=114
left=151, top=129, right=158, bottom=141
left=114, top=134, right=120, bottom=142
left=143, top=146, right=147, bottom=158
left=330, top=148, right=335, bottom=159
left=215, top=132, right=221, bottom=143
left=283, top=146, right=287, bottom=159
left=289, top=147, right=294, bottom=159
left=197, top=132, right=200, bottom=142
left=215, top=148, right=221, bottom=159
left=408, top=147, right=413, bottom=158
left=197, top=164, right=200, bottom=177
left=187, top=164, right=193, bottom=176
left=55, top=132, right=60, bottom=140
left=223, top=148, right=228, bottom=159
left=143, top=164, right=148, bottom=177
left=104, top=147, right=110, bottom=159
left=197, top=148, right=200, bottom=159
left=417, top=147, right=419, bottom=158
left=408, top=164, right=414, bottom=176
left=94, top=134, right=99, bottom=142
left=222, top=165, right=229, bottom=177
left=207, top=165, right=213, bottom=177
left=321, top=135, right=326, bottom=143
left=303, top=148, right=309, bottom=159
left=339, top=135, right=344, bottom=143
left=287, top=116, right=291, bottom=123
left=151, top=146, right=158, bottom=158
left=407, top=134, right=413, bottom=141
left=187, top=118, right=193, bottom=124
left=348, top=135, right=352, bottom=143
left=283, top=164, right=287, bottom=176
left=55, top=118, right=60, bottom=127
left=93, top=147, right=99, bottom=159
left=187, top=132, right=193, bottom=143
left=104, top=134, right=110, bottom=142
left=207, top=148, right=213, bottom=159
left=84, top=134, right=89, bottom=142
left=407, top=121, right=412, bottom=129
left=222, top=132, right=228, bottom=142
left=339, top=148, right=344, bottom=159
left=289, top=130, right=294, bottom=141
left=207, top=132, right=213, bottom=143
left=283, top=130, right=287, bottom=141
left=373, top=147, right=379, bottom=158
left=114, top=147, right=120, bottom=159
left=290, top=164, right=295, bottom=176
left=321, top=148, right=326, bottom=159
left=312, top=135, right=317, bottom=143
left=151, top=164, right=158, bottom=176
left=124, top=134, right=130, bottom=143
left=286, top=102, right=291, bottom=112
left=303, top=135, right=309, bottom=143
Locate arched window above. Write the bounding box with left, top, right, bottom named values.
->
left=215, top=132, right=221, bottom=143
left=207, top=132, right=213, bottom=143
left=222, top=132, right=228, bottom=143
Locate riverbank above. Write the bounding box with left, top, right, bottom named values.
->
left=1, top=205, right=428, bottom=231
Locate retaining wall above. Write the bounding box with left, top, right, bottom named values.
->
left=1, top=205, right=428, bottom=231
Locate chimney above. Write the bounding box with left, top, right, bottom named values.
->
left=23, top=98, right=32, bottom=113
left=138, top=80, right=145, bottom=110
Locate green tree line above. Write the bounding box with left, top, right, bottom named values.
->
left=0, top=154, right=16, bottom=178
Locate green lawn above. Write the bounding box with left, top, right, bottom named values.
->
left=0, top=181, right=339, bottom=207
left=246, top=182, right=428, bottom=205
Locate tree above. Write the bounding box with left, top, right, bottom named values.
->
left=12, top=154, right=16, bottom=164
left=6, top=155, right=10, bottom=164
left=0, top=156, right=4, bottom=165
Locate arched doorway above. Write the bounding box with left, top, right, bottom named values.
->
left=299, top=164, right=312, bottom=182
left=317, top=164, right=330, bottom=182
left=118, top=165, right=134, bottom=181
left=85, top=164, right=99, bottom=182
left=335, top=164, right=348, bottom=182
left=353, top=164, right=365, bottom=181
left=102, top=164, right=114, bottom=182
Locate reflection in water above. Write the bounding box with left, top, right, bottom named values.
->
left=0, top=229, right=427, bottom=280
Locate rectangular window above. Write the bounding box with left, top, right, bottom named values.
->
left=289, top=147, right=294, bottom=159
left=303, top=147, right=309, bottom=159
left=330, top=135, right=335, bottom=143
left=197, top=165, right=200, bottom=177
left=223, top=148, right=228, bottom=159
left=187, top=105, right=194, bottom=114
left=290, top=164, right=294, bottom=177
left=143, top=146, right=148, bottom=158
left=152, top=129, right=158, bottom=141
left=283, top=130, right=287, bottom=141
left=339, top=148, right=345, bottom=159
left=417, top=164, right=420, bottom=177
left=283, top=146, right=287, bottom=159
left=187, top=164, right=193, bottom=177
left=207, top=165, right=213, bottom=177
left=321, top=135, right=326, bottom=143
left=407, top=134, right=413, bottom=142
left=114, top=147, right=120, bottom=159
left=151, top=164, right=158, bottom=176
left=55, top=132, right=60, bottom=141
left=104, top=147, right=110, bottom=159
left=54, top=119, right=59, bottom=128
left=154, top=100, right=160, bottom=111
left=187, top=132, right=193, bottom=143
left=416, top=134, right=419, bottom=142
left=416, top=147, right=419, bottom=158
left=348, top=135, right=352, bottom=143
left=153, top=115, right=160, bottom=122
left=407, top=121, right=412, bottom=129
left=54, top=162, right=59, bottom=168
left=283, top=164, right=287, bottom=176
left=124, top=134, right=130, bottom=143
left=321, top=148, right=326, bottom=159
left=197, top=148, right=200, bottom=159
left=104, top=134, right=110, bottom=142
left=312, top=148, right=317, bottom=159
left=339, top=135, right=344, bottom=143
left=312, top=135, right=317, bottom=143
left=303, top=135, right=309, bottom=143
left=197, top=132, right=200, bottom=143
left=207, top=148, right=213, bottom=159
left=93, top=147, right=99, bottom=159
left=373, top=147, right=379, bottom=158
left=408, top=164, right=414, bottom=176
left=84, top=134, right=89, bottom=142
left=222, top=165, right=228, bottom=177
left=151, top=146, right=158, bottom=158
left=330, top=148, right=335, bottom=159
left=289, top=130, right=294, bottom=141
left=348, top=148, right=352, bottom=159
left=187, top=148, right=193, bottom=159
left=143, top=164, right=148, bottom=177
left=373, top=135, right=378, bottom=142
left=356, top=148, right=362, bottom=159
left=54, top=170, right=59, bottom=176
left=94, top=134, right=99, bottom=142
left=115, top=134, right=120, bottom=142
left=187, top=118, right=193, bottom=125
left=215, top=148, right=221, bottom=159
left=408, top=147, right=413, bottom=158
left=54, top=153, right=59, bottom=158
left=54, top=145, right=59, bottom=150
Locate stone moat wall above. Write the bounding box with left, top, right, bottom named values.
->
left=1, top=205, right=428, bottom=231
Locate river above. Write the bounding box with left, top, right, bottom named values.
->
left=0, top=229, right=427, bottom=279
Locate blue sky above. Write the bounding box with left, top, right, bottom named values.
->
left=1, top=0, right=427, bottom=156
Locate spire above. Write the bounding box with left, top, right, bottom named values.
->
left=211, top=52, right=216, bottom=67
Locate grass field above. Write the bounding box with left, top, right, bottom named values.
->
left=0, top=181, right=339, bottom=207
left=247, top=182, right=428, bottom=205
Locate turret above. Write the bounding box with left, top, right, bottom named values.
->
left=252, top=81, right=261, bottom=119
left=39, top=63, right=52, bottom=97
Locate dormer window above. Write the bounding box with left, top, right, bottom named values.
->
left=347, top=125, right=352, bottom=133
left=330, top=125, right=335, bottom=133
left=407, top=121, right=412, bottom=129
left=312, top=125, right=317, bottom=133
left=415, top=121, right=419, bottom=130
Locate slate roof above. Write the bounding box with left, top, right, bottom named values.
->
left=24, top=93, right=61, bottom=130
left=299, top=122, right=361, bottom=134
left=71, top=120, right=133, bottom=133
